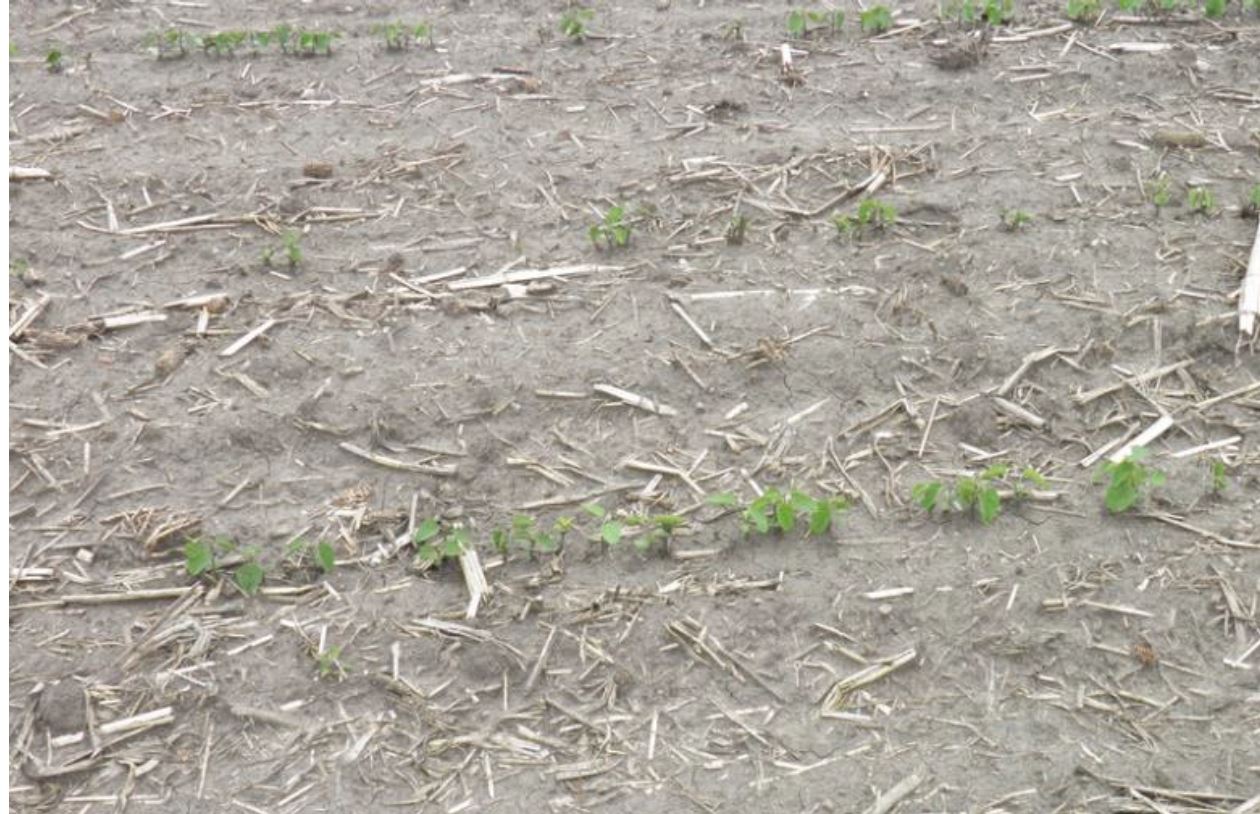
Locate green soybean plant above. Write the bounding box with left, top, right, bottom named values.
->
left=412, top=518, right=470, bottom=567
left=560, top=8, right=594, bottom=41
left=491, top=514, right=571, bottom=557
left=285, top=536, right=337, bottom=574
left=295, top=30, right=337, bottom=56
left=1001, top=209, right=1033, bottom=230
left=1095, top=448, right=1164, bottom=514
left=983, top=0, right=1016, bottom=23
left=622, top=513, right=687, bottom=553
left=581, top=502, right=626, bottom=550
left=1151, top=175, right=1172, bottom=208
left=860, top=5, right=895, bottom=32
left=913, top=464, right=1046, bottom=524
left=589, top=205, right=632, bottom=250
left=834, top=198, right=897, bottom=237
left=184, top=535, right=265, bottom=595
left=377, top=21, right=432, bottom=50
left=1066, top=0, right=1102, bottom=20
left=1208, top=459, right=1230, bottom=496
left=787, top=8, right=846, bottom=37
left=1244, top=183, right=1260, bottom=218
left=1187, top=186, right=1215, bottom=214
left=711, top=488, right=848, bottom=537
left=145, top=29, right=192, bottom=59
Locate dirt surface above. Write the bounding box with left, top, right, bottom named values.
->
left=8, top=1, right=1260, bottom=811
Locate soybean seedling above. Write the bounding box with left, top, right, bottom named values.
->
left=1066, top=0, right=1102, bottom=19
left=1244, top=183, right=1260, bottom=218
left=285, top=536, right=337, bottom=574
left=1115, top=0, right=1142, bottom=10
left=619, top=513, right=688, bottom=554
left=264, top=231, right=303, bottom=268
left=860, top=5, right=895, bottom=32
left=377, top=21, right=431, bottom=50
left=589, top=205, right=632, bottom=250
left=913, top=464, right=1046, bottom=525
left=146, top=29, right=191, bottom=59
left=944, top=0, right=980, bottom=24
left=721, top=488, right=849, bottom=537
left=45, top=48, right=65, bottom=73
left=295, top=30, right=337, bottom=56
left=982, top=0, right=1016, bottom=23
left=1187, top=186, right=1215, bottom=214
left=833, top=198, right=897, bottom=237
left=581, top=502, right=626, bottom=550
left=282, top=231, right=302, bottom=266
left=271, top=24, right=294, bottom=53
left=1095, top=447, right=1165, bottom=514
left=184, top=536, right=265, bottom=595
left=1203, top=0, right=1227, bottom=17
left=201, top=31, right=248, bottom=57
left=492, top=514, right=570, bottom=557
left=412, top=518, right=469, bottom=567
left=1208, top=459, right=1230, bottom=496
left=1151, top=175, right=1172, bottom=208
left=787, top=8, right=846, bottom=37
left=726, top=214, right=749, bottom=245
left=1001, top=209, right=1032, bottom=230
left=314, top=643, right=346, bottom=679
left=560, top=8, right=594, bottom=41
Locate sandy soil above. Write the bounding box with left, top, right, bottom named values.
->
left=8, top=1, right=1260, bottom=812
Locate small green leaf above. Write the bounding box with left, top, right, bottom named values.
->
left=1148, top=471, right=1166, bottom=487
left=416, top=543, right=440, bottom=566
left=775, top=501, right=796, bottom=534
left=955, top=478, right=979, bottom=507
left=185, top=539, right=213, bottom=576
left=808, top=504, right=832, bottom=536
left=977, top=488, right=1001, bottom=524
left=788, top=490, right=817, bottom=513
left=534, top=532, right=558, bottom=553
left=1021, top=467, right=1048, bottom=488
left=414, top=518, right=441, bottom=544
left=315, top=540, right=336, bottom=573
left=912, top=481, right=943, bottom=511
left=234, top=561, right=264, bottom=595
left=980, top=463, right=1009, bottom=481
left=745, top=505, right=770, bottom=534
left=1105, top=483, right=1138, bottom=514
left=601, top=521, right=623, bottom=546
left=707, top=492, right=738, bottom=507
left=582, top=502, right=607, bottom=518
left=654, top=515, right=685, bottom=534
left=491, top=529, right=509, bottom=553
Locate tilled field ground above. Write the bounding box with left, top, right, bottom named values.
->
left=8, top=1, right=1260, bottom=811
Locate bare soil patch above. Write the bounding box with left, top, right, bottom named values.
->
left=8, top=2, right=1260, bottom=812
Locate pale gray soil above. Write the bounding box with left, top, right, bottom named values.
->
left=8, top=1, right=1260, bottom=812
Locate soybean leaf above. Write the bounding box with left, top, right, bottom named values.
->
left=414, top=518, right=441, bottom=544
left=185, top=539, right=214, bottom=576
left=234, top=561, right=264, bottom=595
left=315, top=540, right=336, bottom=573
